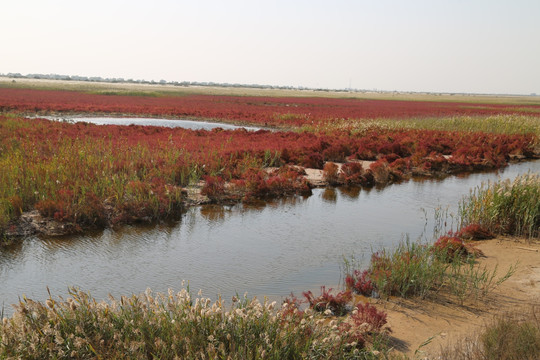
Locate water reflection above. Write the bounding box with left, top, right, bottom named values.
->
left=321, top=188, right=338, bottom=203
left=0, top=160, right=538, bottom=316
left=337, top=186, right=361, bottom=199
left=200, top=205, right=229, bottom=223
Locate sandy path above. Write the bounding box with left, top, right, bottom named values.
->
left=373, top=237, right=540, bottom=357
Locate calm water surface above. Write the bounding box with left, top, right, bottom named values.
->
left=1, top=160, right=538, bottom=315
left=38, top=116, right=262, bottom=131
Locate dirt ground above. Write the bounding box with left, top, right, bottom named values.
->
left=372, top=237, right=540, bottom=358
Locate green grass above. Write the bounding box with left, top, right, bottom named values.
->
left=302, top=114, right=540, bottom=136
left=459, top=173, right=540, bottom=238
left=345, top=237, right=515, bottom=304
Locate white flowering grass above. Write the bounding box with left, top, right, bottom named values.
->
left=0, top=287, right=390, bottom=359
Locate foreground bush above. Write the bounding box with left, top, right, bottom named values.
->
left=459, top=173, right=540, bottom=238
left=302, top=286, right=352, bottom=316
left=0, top=287, right=390, bottom=359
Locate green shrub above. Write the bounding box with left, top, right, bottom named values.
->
left=345, top=237, right=513, bottom=303
left=459, top=173, right=540, bottom=238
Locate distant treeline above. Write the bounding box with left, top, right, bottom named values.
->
left=0, top=72, right=352, bottom=93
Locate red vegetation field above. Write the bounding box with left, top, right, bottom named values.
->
left=1, top=88, right=539, bottom=127
left=0, top=86, right=539, bottom=238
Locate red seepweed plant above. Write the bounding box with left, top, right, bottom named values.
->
left=433, top=234, right=485, bottom=261
left=345, top=270, right=375, bottom=296
left=302, top=286, right=352, bottom=316
left=1, top=88, right=539, bottom=127
left=322, top=162, right=340, bottom=185
left=456, top=223, right=495, bottom=240
left=350, top=302, right=391, bottom=334
left=0, top=90, right=538, bottom=238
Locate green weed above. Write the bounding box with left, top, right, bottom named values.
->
left=346, top=237, right=514, bottom=304
left=459, top=173, right=540, bottom=238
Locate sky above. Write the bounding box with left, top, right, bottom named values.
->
left=1, top=0, right=539, bottom=94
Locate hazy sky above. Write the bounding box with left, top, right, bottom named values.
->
left=2, top=0, right=539, bottom=94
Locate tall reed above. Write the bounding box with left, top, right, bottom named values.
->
left=459, top=173, right=540, bottom=238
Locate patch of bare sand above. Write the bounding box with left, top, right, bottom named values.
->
left=372, top=237, right=540, bottom=358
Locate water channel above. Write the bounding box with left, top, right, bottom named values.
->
left=2, top=117, right=539, bottom=316
left=38, top=116, right=263, bottom=131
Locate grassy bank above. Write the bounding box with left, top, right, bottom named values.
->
left=344, top=237, right=514, bottom=305
left=344, top=172, right=538, bottom=303
left=459, top=173, right=540, bottom=238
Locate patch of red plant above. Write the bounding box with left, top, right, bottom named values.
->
left=351, top=302, right=390, bottom=334
left=456, top=224, right=495, bottom=240
left=345, top=270, right=374, bottom=296
left=434, top=235, right=484, bottom=260
left=303, top=286, right=352, bottom=316
left=1, top=88, right=539, bottom=127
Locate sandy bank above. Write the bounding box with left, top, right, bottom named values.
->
left=375, top=237, right=540, bottom=357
